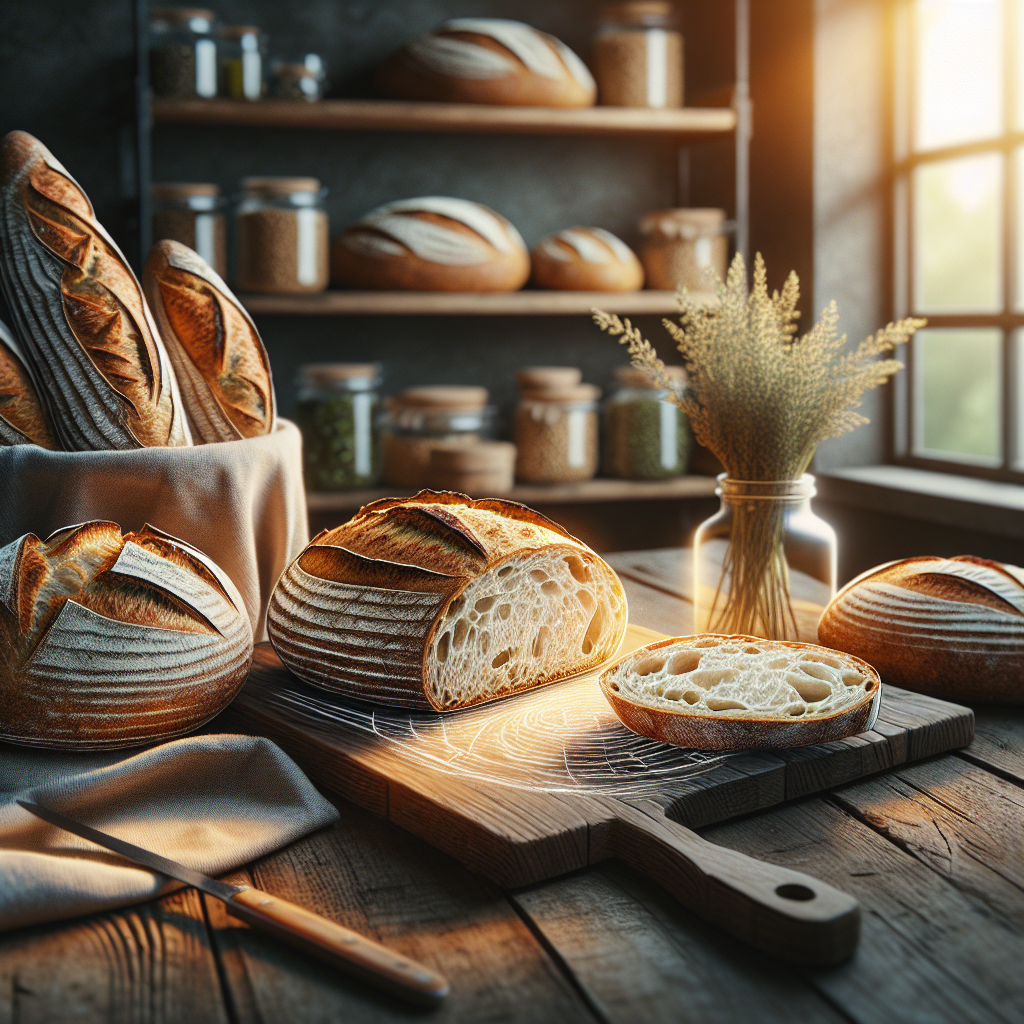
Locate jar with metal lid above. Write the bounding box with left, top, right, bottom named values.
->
left=296, top=363, right=382, bottom=491
left=514, top=368, right=600, bottom=484
left=219, top=25, right=265, bottom=100
left=591, top=2, right=683, bottom=108
left=235, top=177, right=329, bottom=294
left=381, top=386, right=496, bottom=488
left=152, top=182, right=227, bottom=277
left=603, top=365, right=691, bottom=479
left=639, top=208, right=730, bottom=290
left=270, top=54, right=327, bottom=101
left=149, top=7, right=219, bottom=98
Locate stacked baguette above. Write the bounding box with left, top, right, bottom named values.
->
left=0, top=131, right=276, bottom=451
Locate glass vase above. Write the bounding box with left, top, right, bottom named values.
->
left=692, top=474, right=836, bottom=642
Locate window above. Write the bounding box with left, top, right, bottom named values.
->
left=894, top=0, right=1024, bottom=479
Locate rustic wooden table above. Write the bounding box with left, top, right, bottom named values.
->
left=3, top=548, right=1022, bottom=1024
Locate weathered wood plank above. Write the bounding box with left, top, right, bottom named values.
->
left=618, top=575, right=693, bottom=637
left=961, top=707, right=1024, bottom=783
left=204, top=801, right=599, bottom=1023
left=0, top=889, right=228, bottom=1024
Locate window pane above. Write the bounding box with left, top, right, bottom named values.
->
left=913, top=153, right=1003, bottom=312
left=916, top=0, right=1002, bottom=150
left=914, top=327, right=1002, bottom=462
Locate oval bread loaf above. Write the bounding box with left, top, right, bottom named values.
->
left=531, top=227, right=644, bottom=291
left=331, top=197, right=530, bottom=292
left=268, top=490, right=628, bottom=711
left=0, top=521, right=253, bottom=749
left=601, top=634, right=881, bottom=750
left=0, top=318, right=57, bottom=448
left=375, top=19, right=596, bottom=108
left=818, top=555, right=1024, bottom=704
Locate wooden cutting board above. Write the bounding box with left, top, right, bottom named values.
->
left=223, top=625, right=974, bottom=967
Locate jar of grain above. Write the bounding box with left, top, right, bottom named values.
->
left=514, top=369, right=601, bottom=484
left=381, top=386, right=496, bottom=488
left=270, top=54, right=327, bottom=101
left=604, top=365, right=691, bottom=479
left=296, top=363, right=381, bottom=491
left=149, top=7, right=219, bottom=99
left=236, top=177, right=329, bottom=294
left=639, top=208, right=729, bottom=290
left=219, top=25, right=265, bottom=100
left=591, top=2, right=683, bottom=108
left=152, top=182, right=227, bottom=277
left=428, top=441, right=517, bottom=496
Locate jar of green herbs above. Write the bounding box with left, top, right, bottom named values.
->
left=296, top=363, right=381, bottom=490
left=603, top=365, right=691, bottom=479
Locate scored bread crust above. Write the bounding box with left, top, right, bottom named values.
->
left=0, top=320, right=57, bottom=448
left=531, top=228, right=645, bottom=292
left=267, top=489, right=628, bottom=711
left=600, top=634, right=881, bottom=751
left=818, top=555, right=1024, bottom=704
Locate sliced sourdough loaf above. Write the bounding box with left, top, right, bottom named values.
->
left=267, top=490, right=628, bottom=711
left=819, top=555, right=1024, bottom=704
left=600, top=634, right=881, bottom=750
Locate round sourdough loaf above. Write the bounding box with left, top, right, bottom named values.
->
left=0, top=521, right=254, bottom=749
left=374, top=19, right=596, bottom=108
left=331, top=197, right=530, bottom=292
left=267, top=490, right=628, bottom=711
left=600, top=634, right=881, bottom=750
left=531, top=227, right=644, bottom=291
left=818, top=555, right=1024, bottom=704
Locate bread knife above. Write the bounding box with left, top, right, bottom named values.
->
left=17, top=800, right=449, bottom=1007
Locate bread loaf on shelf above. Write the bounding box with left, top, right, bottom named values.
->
left=0, top=521, right=254, bottom=750
left=601, top=634, right=881, bottom=750
left=375, top=18, right=596, bottom=108
left=531, top=227, right=644, bottom=291
left=818, top=555, right=1024, bottom=704
left=0, top=131, right=190, bottom=450
left=331, top=196, right=530, bottom=292
left=0, top=319, right=56, bottom=449
left=144, top=240, right=276, bottom=443
left=268, top=490, right=628, bottom=711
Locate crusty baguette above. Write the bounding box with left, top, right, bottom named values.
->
left=0, top=131, right=190, bottom=449
left=819, top=555, right=1024, bottom=704
left=600, top=634, right=881, bottom=750
left=0, top=318, right=57, bottom=448
left=0, top=520, right=253, bottom=749
left=144, top=240, right=276, bottom=442
left=531, top=227, right=644, bottom=292
left=268, top=489, right=628, bottom=711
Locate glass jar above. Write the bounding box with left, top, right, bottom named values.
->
left=219, top=25, right=265, bottom=101
left=604, top=365, right=690, bottom=479
left=639, top=208, right=730, bottom=291
left=235, top=177, right=329, bottom=294
left=693, top=475, right=837, bottom=643
left=381, top=387, right=496, bottom=488
left=152, top=182, right=227, bottom=277
left=149, top=7, right=219, bottom=99
left=591, top=2, right=684, bottom=108
left=296, top=363, right=382, bottom=491
left=270, top=54, right=327, bottom=101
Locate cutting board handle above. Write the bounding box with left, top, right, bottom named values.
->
left=602, top=801, right=859, bottom=965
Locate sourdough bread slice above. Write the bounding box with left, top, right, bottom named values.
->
left=600, top=634, right=881, bottom=750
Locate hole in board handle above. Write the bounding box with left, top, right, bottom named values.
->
left=775, top=883, right=816, bottom=901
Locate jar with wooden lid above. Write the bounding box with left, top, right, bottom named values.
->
left=149, top=7, right=219, bottom=98
left=270, top=54, right=327, bottom=101
left=296, top=363, right=381, bottom=491
left=639, top=208, right=729, bottom=290
left=428, top=441, right=516, bottom=496
left=381, top=386, right=496, bottom=488
left=604, top=365, right=691, bottom=479
left=235, top=177, right=329, bottom=294
left=152, top=182, right=227, bottom=277
left=514, top=369, right=601, bottom=484
left=591, top=2, right=683, bottom=108
left=219, top=25, right=265, bottom=100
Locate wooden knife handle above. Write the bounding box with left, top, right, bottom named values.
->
left=604, top=801, right=860, bottom=966
left=225, top=887, right=449, bottom=1006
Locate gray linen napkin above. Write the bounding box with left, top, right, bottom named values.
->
left=0, top=733, right=340, bottom=931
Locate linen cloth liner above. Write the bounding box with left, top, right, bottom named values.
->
left=0, top=420, right=309, bottom=640
left=0, top=733, right=340, bottom=931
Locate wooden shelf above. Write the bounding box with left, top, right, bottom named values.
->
left=152, top=97, right=737, bottom=140
left=307, top=476, right=718, bottom=515
left=239, top=289, right=711, bottom=317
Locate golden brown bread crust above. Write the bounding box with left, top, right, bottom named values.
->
left=144, top=240, right=276, bottom=442
left=818, top=555, right=1024, bottom=704
left=531, top=229, right=645, bottom=292
left=0, top=323, right=57, bottom=448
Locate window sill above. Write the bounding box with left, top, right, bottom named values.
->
left=815, top=465, right=1024, bottom=539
